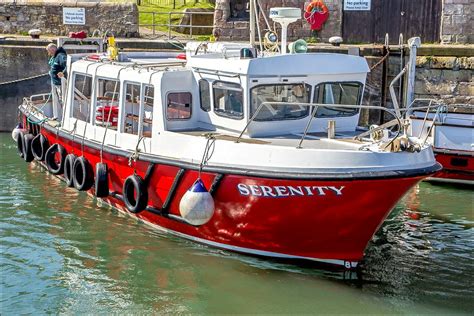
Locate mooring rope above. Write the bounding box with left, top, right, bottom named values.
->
left=0, top=73, right=49, bottom=86
left=129, top=136, right=145, bottom=167
left=198, top=133, right=216, bottom=178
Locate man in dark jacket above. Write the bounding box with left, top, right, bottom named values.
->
left=46, top=43, right=67, bottom=120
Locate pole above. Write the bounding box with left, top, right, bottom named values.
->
left=379, top=34, right=389, bottom=125
left=406, top=37, right=421, bottom=107
left=168, top=12, right=172, bottom=39
left=249, top=0, right=255, bottom=46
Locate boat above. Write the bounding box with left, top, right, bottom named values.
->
left=408, top=103, right=473, bottom=185
left=12, top=7, right=441, bottom=269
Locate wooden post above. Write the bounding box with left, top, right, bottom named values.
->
left=168, top=12, right=172, bottom=39
left=152, top=12, right=156, bottom=36
left=249, top=0, right=255, bottom=46
left=190, top=13, right=193, bottom=36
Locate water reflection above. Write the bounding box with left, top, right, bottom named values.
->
left=1, top=134, right=473, bottom=314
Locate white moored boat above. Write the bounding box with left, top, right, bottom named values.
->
left=408, top=103, right=473, bottom=185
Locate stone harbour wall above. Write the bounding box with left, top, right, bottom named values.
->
left=213, top=0, right=341, bottom=41
left=415, top=56, right=474, bottom=105
left=440, top=0, right=473, bottom=44
left=0, top=45, right=51, bottom=131
left=0, top=1, right=139, bottom=37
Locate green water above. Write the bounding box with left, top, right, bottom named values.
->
left=1, top=133, right=473, bottom=314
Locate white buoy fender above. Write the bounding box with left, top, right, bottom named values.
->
left=179, top=179, right=215, bottom=226
left=11, top=124, right=23, bottom=142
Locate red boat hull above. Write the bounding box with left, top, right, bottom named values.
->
left=430, top=149, right=474, bottom=184
left=29, top=124, right=434, bottom=267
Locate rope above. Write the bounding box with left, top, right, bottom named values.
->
left=198, top=134, right=216, bottom=178
left=0, top=73, right=49, bottom=86
left=370, top=51, right=390, bottom=71
left=128, top=136, right=145, bottom=167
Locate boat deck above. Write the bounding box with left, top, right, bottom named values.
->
left=178, top=129, right=365, bottom=150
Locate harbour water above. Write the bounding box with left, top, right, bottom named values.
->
left=1, top=133, right=472, bottom=314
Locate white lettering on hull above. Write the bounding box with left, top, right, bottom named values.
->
left=237, top=184, right=345, bottom=197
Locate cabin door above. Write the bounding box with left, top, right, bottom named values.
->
left=342, top=0, right=442, bottom=44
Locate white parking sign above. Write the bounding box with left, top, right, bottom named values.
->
left=63, top=8, right=86, bottom=25
left=344, top=0, right=371, bottom=11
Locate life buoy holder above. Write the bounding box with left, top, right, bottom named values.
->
left=22, top=133, right=35, bottom=163
left=304, top=0, right=329, bottom=31
left=64, top=154, right=77, bottom=187
left=95, top=163, right=109, bottom=198
left=45, top=143, right=67, bottom=175
left=31, top=134, right=49, bottom=161
left=123, top=174, right=148, bottom=213
left=73, top=156, right=94, bottom=191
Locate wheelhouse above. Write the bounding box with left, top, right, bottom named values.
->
left=62, top=50, right=369, bottom=153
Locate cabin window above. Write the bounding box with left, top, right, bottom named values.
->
left=213, top=81, right=243, bottom=120
left=95, top=78, right=120, bottom=130
left=250, top=83, right=311, bottom=121
left=313, top=82, right=362, bottom=117
left=123, top=82, right=141, bottom=135
left=199, top=79, right=211, bottom=112
left=142, top=85, right=154, bottom=137
left=167, top=92, right=192, bottom=120
left=71, top=73, right=92, bottom=122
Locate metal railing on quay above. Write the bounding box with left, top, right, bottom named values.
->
left=137, top=0, right=211, bottom=8
left=139, top=10, right=214, bottom=38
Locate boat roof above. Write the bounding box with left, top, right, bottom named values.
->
left=71, top=50, right=369, bottom=80
left=188, top=53, right=370, bottom=77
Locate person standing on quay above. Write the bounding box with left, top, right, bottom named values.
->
left=46, top=43, right=67, bottom=120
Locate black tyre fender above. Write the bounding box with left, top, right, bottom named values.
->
left=23, top=134, right=35, bottom=162
left=63, top=154, right=77, bottom=187
left=95, top=163, right=109, bottom=198
left=73, top=156, right=94, bottom=191
left=16, top=130, right=26, bottom=159
left=123, top=174, right=148, bottom=213
left=31, top=134, right=49, bottom=161
left=45, top=143, right=67, bottom=175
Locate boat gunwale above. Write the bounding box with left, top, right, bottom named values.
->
left=27, top=108, right=442, bottom=181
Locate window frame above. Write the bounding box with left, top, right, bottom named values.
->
left=212, top=80, right=244, bottom=120
left=312, top=81, right=363, bottom=118
left=199, top=79, right=211, bottom=112
left=141, top=84, right=155, bottom=138
left=121, top=81, right=142, bottom=135
left=70, top=72, right=93, bottom=122
left=249, top=83, right=312, bottom=122
left=93, top=76, right=121, bottom=129
left=166, top=91, right=193, bottom=121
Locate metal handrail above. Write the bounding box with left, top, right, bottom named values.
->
left=401, top=98, right=448, bottom=144
left=235, top=101, right=402, bottom=149
left=388, top=65, right=407, bottom=118
left=139, top=10, right=214, bottom=38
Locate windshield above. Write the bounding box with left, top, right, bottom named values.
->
left=313, top=82, right=362, bottom=117
left=250, top=83, right=311, bottom=121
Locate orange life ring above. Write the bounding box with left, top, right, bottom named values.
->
left=305, top=0, right=329, bottom=15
